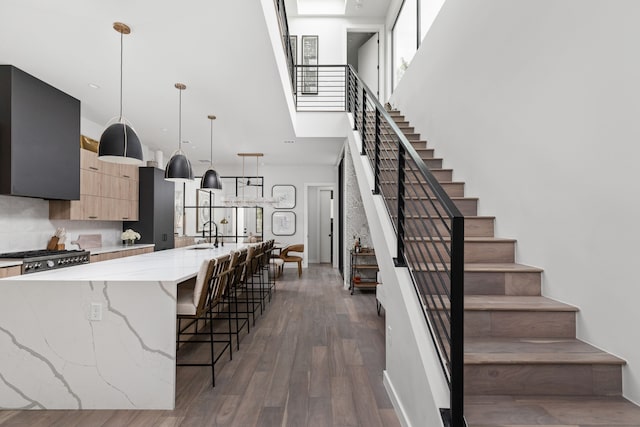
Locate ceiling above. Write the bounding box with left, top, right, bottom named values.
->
left=286, top=0, right=391, bottom=18
left=0, top=0, right=388, bottom=170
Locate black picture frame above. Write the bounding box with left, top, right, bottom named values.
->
left=301, top=35, right=318, bottom=95
left=272, top=184, right=296, bottom=209
left=272, top=211, right=296, bottom=236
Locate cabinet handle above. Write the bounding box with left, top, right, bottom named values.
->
left=88, top=216, right=98, bottom=219
left=89, top=166, right=99, bottom=171
left=122, top=175, right=130, bottom=178
left=122, top=217, right=129, bottom=220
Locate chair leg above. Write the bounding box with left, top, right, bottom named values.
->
left=297, top=261, right=302, bottom=277
left=208, top=308, right=215, bottom=387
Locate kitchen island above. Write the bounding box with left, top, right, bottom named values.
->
left=0, top=243, right=247, bottom=410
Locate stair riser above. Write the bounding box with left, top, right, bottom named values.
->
left=465, top=364, right=622, bottom=396
left=465, top=271, right=541, bottom=296
left=380, top=181, right=462, bottom=197
left=397, top=217, right=494, bottom=238
left=465, top=311, right=575, bottom=338
left=406, top=241, right=515, bottom=263
left=397, top=199, right=478, bottom=216
left=415, top=271, right=541, bottom=296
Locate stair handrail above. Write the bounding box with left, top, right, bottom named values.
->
left=347, top=65, right=465, bottom=427
left=346, top=64, right=463, bottom=220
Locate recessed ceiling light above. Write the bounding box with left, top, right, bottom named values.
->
left=88, top=83, right=100, bottom=89
left=161, top=128, right=168, bottom=132
left=198, top=159, right=210, bottom=163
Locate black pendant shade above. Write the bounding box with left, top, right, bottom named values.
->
left=99, top=123, right=144, bottom=165
left=165, top=82, right=194, bottom=182
left=99, top=22, right=144, bottom=166
left=164, top=150, right=194, bottom=182
left=201, top=168, right=222, bottom=190
left=200, top=114, right=222, bottom=191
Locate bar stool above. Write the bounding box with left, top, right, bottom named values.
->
left=176, top=253, right=232, bottom=387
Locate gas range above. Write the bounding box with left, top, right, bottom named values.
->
left=0, top=249, right=90, bottom=274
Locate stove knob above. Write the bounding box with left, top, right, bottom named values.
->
left=24, top=264, right=31, bottom=270
left=47, top=260, right=55, bottom=268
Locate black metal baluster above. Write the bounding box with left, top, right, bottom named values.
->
left=394, top=142, right=406, bottom=267
left=373, top=108, right=381, bottom=195
left=450, top=215, right=465, bottom=427
left=361, top=87, right=367, bottom=155
left=353, top=77, right=359, bottom=131
left=345, top=66, right=350, bottom=113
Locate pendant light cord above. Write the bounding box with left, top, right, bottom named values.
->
left=119, top=31, right=123, bottom=120
left=210, top=119, right=213, bottom=166
left=119, top=29, right=127, bottom=155
left=178, top=88, right=182, bottom=151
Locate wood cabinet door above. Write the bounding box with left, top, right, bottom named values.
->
left=0, top=266, right=21, bottom=278
left=119, top=164, right=139, bottom=180
left=82, top=195, right=102, bottom=220
left=80, top=149, right=101, bottom=172
left=80, top=169, right=101, bottom=196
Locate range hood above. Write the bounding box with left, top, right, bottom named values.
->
left=0, top=65, right=80, bottom=200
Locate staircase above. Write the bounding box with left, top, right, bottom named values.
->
left=383, top=109, right=640, bottom=426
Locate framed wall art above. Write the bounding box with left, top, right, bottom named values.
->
left=196, top=189, right=215, bottom=233
left=272, top=184, right=296, bottom=209
left=301, top=35, right=318, bottom=94
left=272, top=211, right=296, bottom=236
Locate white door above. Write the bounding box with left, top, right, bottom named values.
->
left=319, top=189, right=332, bottom=263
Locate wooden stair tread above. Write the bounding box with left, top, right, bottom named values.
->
left=413, top=262, right=543, bottom=273
left=406, top=236, right=516, bottom=243
left=464, top=395, right=640, bottom=427
left=464, top=295, right=578, bottom=312
left=465, top=337, right=625, bottom=365
left=386, top=196, right=479, bottom=201
left=399, top=215, right=495, bottom=220
left=425, top=295, right=577, bottom=312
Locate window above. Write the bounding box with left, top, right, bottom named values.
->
left=392, top=0, right=418, bottom=90
left=391, top=0, right=446, bottom=90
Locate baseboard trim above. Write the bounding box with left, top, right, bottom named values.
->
left=383, top=370, right=411, bottom=427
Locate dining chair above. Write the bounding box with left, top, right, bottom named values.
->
left=279, top=244, right=304, bottom=277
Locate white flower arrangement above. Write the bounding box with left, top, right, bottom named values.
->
left=121, top=229, right=141, bottom=241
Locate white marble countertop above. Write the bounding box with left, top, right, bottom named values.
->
left=89, top=244, right=155, bottom=255
left=3, top=243, right=247, bottom=283
left=0, top=260, right=22, bottom=268
left=0, top=243, right=248, bottom=283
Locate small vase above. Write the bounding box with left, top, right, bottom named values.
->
left=125, top=239, right=135, bottom=246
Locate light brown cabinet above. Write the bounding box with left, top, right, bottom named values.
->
left=90, top=246, right=153, bottom=263
left=50, top=148, right=139, bottom=221
left=0, top=265, right=21, bottom=278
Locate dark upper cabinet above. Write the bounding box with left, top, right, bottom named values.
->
left=0, top=65, right=80, bottom=200
left=125, top=167, right=175, bottom=251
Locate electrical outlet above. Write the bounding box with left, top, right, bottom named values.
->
left=90, top=303, right=102, bottom=321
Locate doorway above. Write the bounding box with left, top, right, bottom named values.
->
left=304, top=183, right=336, bottom=266
left=346, top=30, right=380, bottom=99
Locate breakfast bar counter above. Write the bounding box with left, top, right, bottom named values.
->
left=0, top=243, right=247, bottom=410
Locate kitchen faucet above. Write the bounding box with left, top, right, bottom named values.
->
left=202, top=220, right=219, bottom=248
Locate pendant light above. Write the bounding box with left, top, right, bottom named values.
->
left=200, top=115, right=223, bottom=191
left=165, top=83, right=194, bottom=182
left=98, top=22, right=144, bottom=165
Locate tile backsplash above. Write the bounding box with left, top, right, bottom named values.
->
left=0, top=195, right=122, bottom=252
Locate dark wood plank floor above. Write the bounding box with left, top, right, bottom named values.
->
left=0, top=265, right=400, bottom=427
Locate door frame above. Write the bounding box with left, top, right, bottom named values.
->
left=345, top=24, right=385, bottom=100
left=304, top=182, right=337, bottom=268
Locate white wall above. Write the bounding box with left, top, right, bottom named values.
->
left=390, top=0, right=640, bottom=404
left=289, top=16, right=387, bottom=99
left=357, top=33, right=380, bottom=98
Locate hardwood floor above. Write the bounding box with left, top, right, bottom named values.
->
left=0, top=265, right=400, bottom=427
